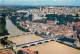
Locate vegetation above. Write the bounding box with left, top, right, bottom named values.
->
left=0, top=13, right=9, bottom=36
left=46, top=14, right=79, bottom=25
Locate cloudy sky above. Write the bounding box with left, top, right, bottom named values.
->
left=0, top=0, right=80, bottom=6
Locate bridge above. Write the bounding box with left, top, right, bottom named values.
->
left=16, top=37, right=53, bottom=48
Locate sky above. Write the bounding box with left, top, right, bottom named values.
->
left=0, top=0, right=80, bottom=6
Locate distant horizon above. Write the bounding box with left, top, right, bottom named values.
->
left=0, top=5, right=80, bottom=7
left=0, top=0, right=80, bottom=6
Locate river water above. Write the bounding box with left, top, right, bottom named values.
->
left=6, top=19, right=25, bottom=35
left=30, top=41, right=80, bottom=54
